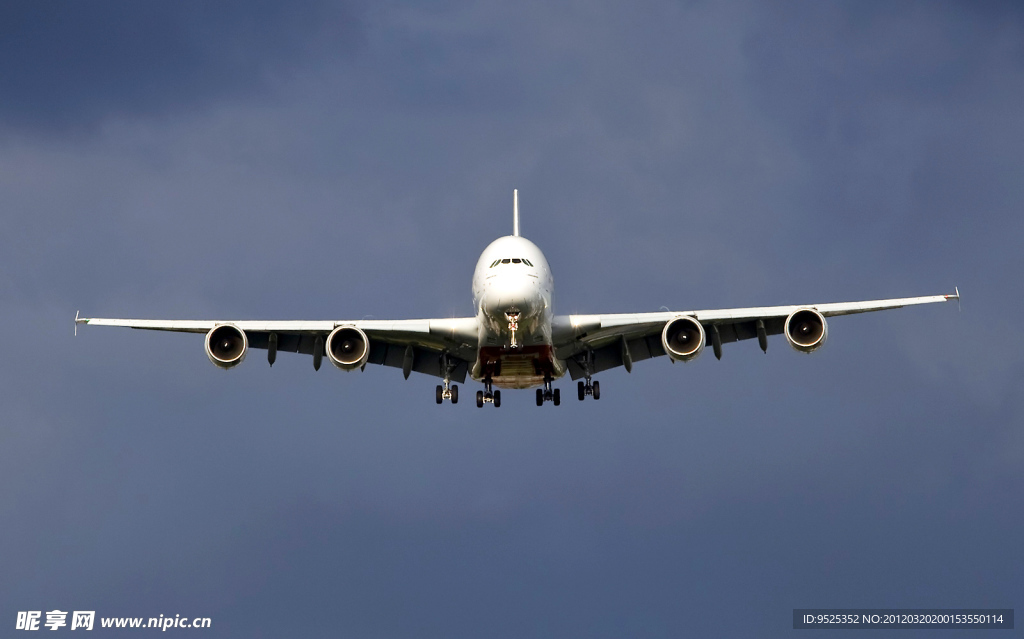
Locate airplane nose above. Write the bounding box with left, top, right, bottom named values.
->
left=482, top=275, right=537, bottom=318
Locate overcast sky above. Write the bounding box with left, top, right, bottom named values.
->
left=1, top=1, right=1021, bottom=637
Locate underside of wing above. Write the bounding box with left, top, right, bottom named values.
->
left=77, top=316, right=479, bottom=382
left=553, top=291, right=958, bottom=379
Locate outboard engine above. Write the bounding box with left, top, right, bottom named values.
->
left=326, top=326, right=370, bottom=370
left=784, top=308, right=828, bottom=353
left=661, top=316, right=705, bottom=362
left=205, top=324, right=247, bottom=369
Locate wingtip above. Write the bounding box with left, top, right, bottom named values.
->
left=946, top=286, right=960, bottom=311
left=74, top=310, right=88, bottom=336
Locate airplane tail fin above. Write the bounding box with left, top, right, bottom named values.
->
left=513, top=189, right=520, bottom=237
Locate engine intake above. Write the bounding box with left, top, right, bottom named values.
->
left=326, top=326, right=370, bottom=370
left=205, top=324, right=247, bottom=369
left=661, top=316, right=705, bottom=362
left=785, top=308, right=828, bottom=353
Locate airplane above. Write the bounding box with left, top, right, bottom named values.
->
left=76, top=190, right=959, bottom=408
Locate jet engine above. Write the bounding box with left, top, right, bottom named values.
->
left=784, top=308, right=828, bottom=353
left=205, top=324, right=247, bottom=369
left=326, top=326, right=370, bottom=370
left=661, top=316, right=705, bottom=362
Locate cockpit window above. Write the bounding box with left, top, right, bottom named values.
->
left=491, top=257, right=534, bottom=267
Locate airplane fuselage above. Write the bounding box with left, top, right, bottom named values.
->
left=471, top=235, right=565, bottom=389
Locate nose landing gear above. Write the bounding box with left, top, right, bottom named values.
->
left=505, top=308, right=520, bottom=349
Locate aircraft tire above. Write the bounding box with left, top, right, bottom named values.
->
left=593, top=380, right=600, bottom=400
left=493, top=390, right=501, bottom=407
left=436, top=385, right=443, bottom=404
left=578, top=381, right=585, bottom=401
left=536, top=389, right=544, bottom=406
left=451, top=384, right=458, bottom=404
left=553, top=388, right=560, bottom=406
left=476, top=390, right=484, bottom=408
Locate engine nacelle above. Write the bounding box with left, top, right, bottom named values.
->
left=661, top=315, right=705, bottom=362
left=326, top=326, right=370, bottom=371
left=784, top=308, right=828, bottom=353
left=205, top=324, right=247, bottom=369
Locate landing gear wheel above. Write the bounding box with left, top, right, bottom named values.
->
left=476, top=390, right=484, bottom=408
left=536, top=388, right=544, bottom=406
left=493, top=390, right=501, bottom=407
left=436, top=385, right=443, bottom=404
left=593, top=380, right=600, bottom=400
left=553, top=388, right=560, bottom=406
left=578, top=381, right=585, bottom=401
left=451, top=384, right=458, bottom=404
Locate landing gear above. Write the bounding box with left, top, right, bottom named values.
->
left=505, top=308, right=520, bottom=349
left=436, top=382, right=458, bottom=404
left=574, top=350, right=600, bottom=401
left=577, top=379, right=600, bottom=401
left=476, top=376, right=501, bottom=408
left=436, top=351, right=458, bottom=404
left=535, top=374, right=560, bottom=406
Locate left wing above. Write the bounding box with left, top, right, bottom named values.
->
left=76, top=316, right=479, bottom=381
left=552, top=290, right=959, bottom=380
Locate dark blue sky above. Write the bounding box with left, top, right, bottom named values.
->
left=1, top=2, right=1020, bottom=637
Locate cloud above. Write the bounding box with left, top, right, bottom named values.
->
left=0, top=0, right=361, bottom=131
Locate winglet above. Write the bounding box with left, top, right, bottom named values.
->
left=74, top=310, right=87, bottom=336
left=513, top=189, right=520, bottom=237
left=946, top=286, right=960, bottom=312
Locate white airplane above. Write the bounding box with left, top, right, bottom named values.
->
left=76, top=191, right=959, bottom=407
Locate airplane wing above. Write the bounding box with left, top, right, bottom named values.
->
left=553, top=290, right=959, bottom=380
left=75, top=316, right=479, bottom=382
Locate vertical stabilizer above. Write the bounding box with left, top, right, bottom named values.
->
left=513, top=189, right=520, bottom=237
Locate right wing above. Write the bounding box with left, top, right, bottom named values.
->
left=76, top=316, right=479, bottom=381
left=552, top=291, right=959, bottom=379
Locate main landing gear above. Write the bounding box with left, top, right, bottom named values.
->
left=435, top=351, right=458, bottom=404
left=573, top=349, right=600, bottom=401
left=578, top=379, right=600, bottom=401
left=535, top=374, right=560, bottom=406
left=476, top=376, right=501, bottom=408
left=436, top=380, right=458, bottom=404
